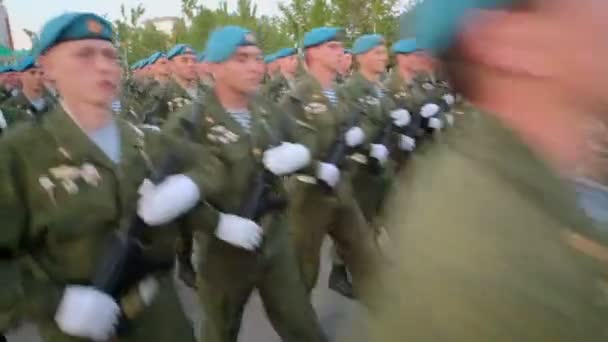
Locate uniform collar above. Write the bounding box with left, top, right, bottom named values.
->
left=42, top=105, right=144, bottom=171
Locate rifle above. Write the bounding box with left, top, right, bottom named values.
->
left=92, top=153, right=181, bottom=335
left=238, top=119, right=287, bottom=221
left=318, top=106, right=363, bottom=191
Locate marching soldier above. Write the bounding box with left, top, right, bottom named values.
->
left=0, top=12, right=226, bottom=342
left=164, top=26, right=327, bottom=342
left=280, top=27, right=383, bottom=302
left=137, top=52, right=172, bottom=126
left=261, top=47, right=298, bottom=102
left=363, top=0, right=608, bottom=341
left=336, top=48, right=352, bottom=84
left=1, top=55, right=53, bottom=131
left=263, top=52, right=279, bottom=82
left=164, top=44, right=207, bottom=287
left=196, top=51, right=214, bottom=91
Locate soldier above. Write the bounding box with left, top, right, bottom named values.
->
left=280, top=27, right=383, bottom=302
left=136, top=52, right=173, bottom=126
left=362, top=0, right=608, bottom=341
left=0, top=66, right=15, bottom=103
left=328, top=34, right=412, bottom=297
left=164, top=26, right=327, bottom=342
left=196, top=51, right=214, bottom=90
left=0, top=12, right=228, bottom=342
left=261, top=47, right=298, bottom=102
left=1, top=55, right=53, bottom=130
left=336, top=48, right=352, bottom=84
left=263, top=52, right=279, bottom=82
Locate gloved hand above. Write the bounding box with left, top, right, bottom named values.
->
left=137, top=174, right=201, bottom=226
left=0, top=110, right=6, bottom=129
left=445, top=113, right=455, bottom=126
left=345, top=127, right=365, bottom=147
left=390, top=109, right=411, bottom=127
left=369, top=144, right=389, bottom=166
left=139, top=124, right=161, bottom=132
left=428, top=117, right=443, bottom=130
left=316, top=162, right=340, bottom=188
left=420, top=103, right=441, bottom=118
left=399, top=135, right=416, bottom=151
left=216, top=213, right=263, bottom=250
left=55, top=285, right=120, bottom=341
left=442, top=94, right=456, bottom=106
left=263, top=142, right=311, bottom=176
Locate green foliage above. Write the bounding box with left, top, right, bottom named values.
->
left=113, top=0, right=403, bottom=65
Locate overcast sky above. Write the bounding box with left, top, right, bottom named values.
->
left=5, top=0, right=282, bottom=49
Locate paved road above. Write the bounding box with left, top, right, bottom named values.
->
left=6, top=239, right=366, bottom=342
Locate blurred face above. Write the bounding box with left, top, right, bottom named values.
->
left=278, top=55, right=298, bottom=76
left=152, top=57, right=170, bottom=78
left=39, top=39, right=121, bottom=107
left=308, top=41, right=344, bottom=72
left=20, top=67, right=44, bottom=93
left=339, top=53, right=352, bottom=75
left=211, top=45, right=265, bottom=95
left=267, top=61, right=279, bottom=75
left=171, top=53, right=197, bottom=82
left=357, top=45, right=388, bottom=74
left=197, top=62, right=210, bottom=78
left=451, top=0, right=608, bottom=117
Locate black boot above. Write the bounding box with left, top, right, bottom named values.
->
left=328, top=264, right=355, bottom=299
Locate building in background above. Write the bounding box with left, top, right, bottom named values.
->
left=0, top=0, right=13, bottom=49
left=142, top=16, right=179, bottom=35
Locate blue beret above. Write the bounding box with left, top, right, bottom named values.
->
left=392, top=39, right=419, bottom=54
left=264, top=53, right=276, bottom=64
left=14, top=55, right=37, bottom=72
left=303, top=27, right=344, bottom=49
left=34, top=12, right=113, bottom=58
left=147, top=52, right=167, bottom=65
left=197, top=52, right=206, bottom=62
left=274, top=47, right=297, bottom=60
left=416, top=0, right=517, bottom=54
left=167, top=44, right=196, bottom=60
left=205, top=26, right=257, bottom=63
left=351, top=34, right=385, bottom=55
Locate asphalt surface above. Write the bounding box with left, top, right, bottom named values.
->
left=6, top=239, right=366, bottom=342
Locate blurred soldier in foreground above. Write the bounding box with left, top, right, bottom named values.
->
left=362, top=0, right=608, bottom=341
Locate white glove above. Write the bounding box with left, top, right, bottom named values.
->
left=345, top=126, right=365, bottom=147
left=369, top=144, right=389, bottom=165
left=428, top=117, right=443, bottom=130
left=137, top=174, right=201, bottom=226
left=263, top=142, right=311, bottom=176
left=420, top=103, right=441, bottom=118
left=0, top=109, right=6, bottom=129
left=137, top=276, right=160, bottom=307
left=316, top=162, right=340, bottom=188
left=55, top=285, right=120, bottom=341
left=215, top=213, right=263, bottom=250
left=442, top=94, right=456, bottom=106
left=445, top=113, right=455, bottom=126
left=139, top=124, right=161, bottom=132
left=390, top=109, right=411, bottom=127
left=399, top=135, right=416, bottom=151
